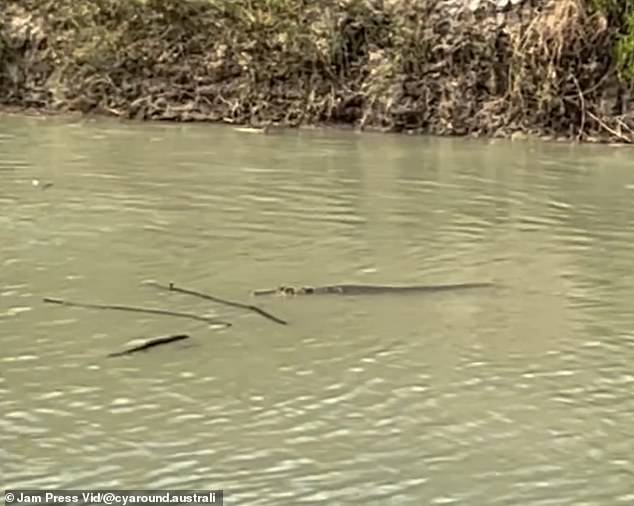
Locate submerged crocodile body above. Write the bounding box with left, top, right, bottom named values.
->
left=251, top=282, right=493, bottom=296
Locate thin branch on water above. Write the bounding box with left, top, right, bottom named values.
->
left=108, top=334, right=191, bottom=358
left=144, top=281, right=288, bottom=326
left=43, top=297, right=231, bottom=328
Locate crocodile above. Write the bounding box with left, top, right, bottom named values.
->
left=251, top=282, right=493, bottom=296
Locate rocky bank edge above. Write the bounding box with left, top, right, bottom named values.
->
left=1, top=0, right=633, bottom=143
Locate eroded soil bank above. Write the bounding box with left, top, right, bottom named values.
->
left=1, top=0, right=633, bottom=142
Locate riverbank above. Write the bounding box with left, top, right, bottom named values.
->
left=1, top=0, right=633, bottom=143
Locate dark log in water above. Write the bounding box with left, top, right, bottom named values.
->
left=43, top=297, right=231, bottom=328
left=108, top=334, right=190, bottom=357
left=145, top=281, right=288, bottom=326
left=251, top=282, right=494, bottom=296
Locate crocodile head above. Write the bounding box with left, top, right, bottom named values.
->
left=277, top=285, right=297, bottom=296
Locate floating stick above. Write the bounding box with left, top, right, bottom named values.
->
left=108, top=334, right=191, bottom=357
left=145, top=281, right=288, bottom=326
left=43, top=297, right=231, bottom=328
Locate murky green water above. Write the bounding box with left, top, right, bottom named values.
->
left=2, top=113, right=634, bottom=504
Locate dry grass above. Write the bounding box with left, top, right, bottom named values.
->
left=1, top=0, right=632, bottom=142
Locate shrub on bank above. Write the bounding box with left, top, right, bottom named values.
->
left=589, top=0, right=634, bottom=79
left=1, top=0, right=632, bottom=142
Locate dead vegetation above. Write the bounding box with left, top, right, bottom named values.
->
left=1, top=0, right=632, bottom=142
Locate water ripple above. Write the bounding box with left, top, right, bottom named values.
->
left=2, top=116, right=634, bottom=504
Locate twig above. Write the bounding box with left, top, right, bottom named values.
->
left=43, top=297, right=231, bottom=328
left=571, top=74, right=585, bottom=141
left=562, top=97, right=632, bottom=143
left=586, top=110, right=631, bottom=143
left=145, top=282, right=288, bottom=326
left=615, top=116, right=634, bottom=136
left=108, top=334, right=191, bottom=358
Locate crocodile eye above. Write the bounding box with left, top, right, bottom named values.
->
left=305, top=286, right=314, bottom=294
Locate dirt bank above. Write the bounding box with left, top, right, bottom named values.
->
left=1, top=0, right=633, bottom=142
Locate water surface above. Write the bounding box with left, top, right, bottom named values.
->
left=2, top=114, right=634, bottom=504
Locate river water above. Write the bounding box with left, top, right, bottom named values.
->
left=2, top=113, right=634, bottom=504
